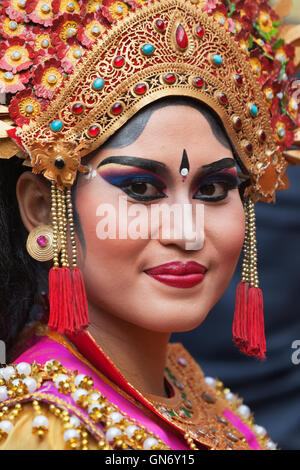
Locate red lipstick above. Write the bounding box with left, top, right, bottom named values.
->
left=144, top=261, right=207, bottom=288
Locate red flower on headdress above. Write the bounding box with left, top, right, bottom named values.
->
left=8, top=89, right=48, bottom=126
left=0, top=68, right=30, bottom=93
left=33, top=57, right=65, bottom=98
left=51, top=13, right=81, bottom=43
left=26, top=0, right=54, bottom=26
left=56, top=38, right=86, bottom=73
left=274, top=44, right=295, bottom=76
left=2, top=0, right=29, bottom=22
left=234, top=0, right=259, bottom=23
left=81, top=0, right=106, bottom=16
left=52, top=0, right=81, bottom=15
left=0, top=11, right=30, bottom=39
left=254, top=2, right=279, bottom=41
left=211, top=4, right=228, bottom=29
left=271, top=112, right=294, bottom=150
left=33, top=46, right=57, bottom=65
left=123, top=0, right=143, bottom=11
left=28, top=25, right=53, bottom=52
left=248, top=47, right=273, bottom=79
left=262, top=72, right=282, bottom=108
left=102, top=1, right=129, bottom=21
left=77, top=11, right=108, bottom=47
left=0, top=37, right=34, bottom=73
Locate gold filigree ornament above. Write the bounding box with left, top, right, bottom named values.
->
left=30, top=140, right=89, bottom=189
left=1, top=0, right=300, bottom=200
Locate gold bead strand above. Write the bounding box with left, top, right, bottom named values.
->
left=66, top=188, right=77, bottom=269
left=51, top=182, right=60, bottom=268
left=56, top=187, right=68, bottom=268
left=61, top=189, right=70, bottom=268
left=247, top=199, right=259, bottom=289
left=241, top=198, right=250, bottom=284
left=0, top=403, right=23, bottom=442
left=32, top=400, right=49, bottom=438
left=184, top=432, right=199, bottom=450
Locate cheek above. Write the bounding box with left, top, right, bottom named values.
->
left=205, top=195, right=245, bottom=270
left=74, top=179, right=149, bottom=282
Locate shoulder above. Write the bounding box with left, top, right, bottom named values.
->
left=166, top=343, right=277, bottom=450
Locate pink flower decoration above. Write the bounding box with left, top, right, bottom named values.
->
left=8, top=88, right=48, bottom=126
left=3, top=0, right=29, bottom=22
left=26, top=0, right=54, bottom=26
left=33, top=57, right=65, bottom=98
left=0, top=37, right=34, bottom=73
left=202, top=0, right=218, bottom=14
left=0, top=69, right=30, bottom=93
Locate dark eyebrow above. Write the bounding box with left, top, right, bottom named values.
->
left=97, top=156, right=167, bottom=176
left=97, top=155, right=236, bottom=178
left=200, top=157, right=236, bottom=177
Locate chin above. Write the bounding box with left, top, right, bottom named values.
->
left=127, top=304, right=211, bottom=333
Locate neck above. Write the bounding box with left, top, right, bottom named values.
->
left=87, top=302, right=171, bottom=398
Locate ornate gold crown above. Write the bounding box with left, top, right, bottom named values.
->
left=1, top=0, right=300, bottom=202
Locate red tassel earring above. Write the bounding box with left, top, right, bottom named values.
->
left=233, top=197, right=266, bottom=359
left=48, top=182, right=89, bottom=335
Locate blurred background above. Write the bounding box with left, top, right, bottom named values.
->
left=278, top=0, right=300, bottom=23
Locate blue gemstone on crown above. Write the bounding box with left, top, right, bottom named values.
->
left=141, top=44, right=155, bottom=55
left=212, top=54, right=223, bottom=65
left=92, top=78, right=104, bottom=90
left=50, top=120, right=63, bottom=132
left=250, top=104, right=258, bottom=116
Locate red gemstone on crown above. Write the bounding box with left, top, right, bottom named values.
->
left=134, top=83, right=147, bottom=95
left=218, top=93, right=228, bottom=105
left=234, top=74, right=243, bottom=86
left=193, top=77, right=204, bottom=88
left=111, top=102, right=123, bottom=115
left=176, top=24, right=188, bottom=50
left=233, top=117, right=242, bottom=130
left=88, top=125, right=100, bottom=137
left=37, top=235, right=48, bottom=247
left=164, top=73, right=176, bottom=84
left=113, top=56, right=125, bottom=68
left=72, top=103, right=84, bottom=115
left=195, top=25, right=204, bottom=37
left=258, top=130, right=266, bottom=142
left=155, top=19, right=165, bottom=32
left=245, top=141, right=253, bottom=154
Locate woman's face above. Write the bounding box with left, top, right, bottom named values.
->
left=75, top=105, right=245, bottom=332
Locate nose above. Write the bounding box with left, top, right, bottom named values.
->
left=151, top=194, right=205, bottom=251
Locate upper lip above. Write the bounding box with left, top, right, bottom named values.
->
left=144, top=261, right=207, bottom=275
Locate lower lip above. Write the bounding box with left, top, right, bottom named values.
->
left=145, top=272, right=206, bottom=288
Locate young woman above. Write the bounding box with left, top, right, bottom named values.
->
left=0, top=0, right=299, bottom=450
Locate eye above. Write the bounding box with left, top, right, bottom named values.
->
left=197, top=182, right=227, bottom=197
left=120, top=178, right=167, bottom=201
left=127, top=181, right=161, bottom=197
left=193, top=174, right=238, bottom=202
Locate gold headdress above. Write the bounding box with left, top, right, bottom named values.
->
left=0, top=0, right=299, bottom=356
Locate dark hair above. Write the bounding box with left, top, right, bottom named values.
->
left=0, top=96, right=241, bottom=355
left=0, top=157, right=48, bottom=358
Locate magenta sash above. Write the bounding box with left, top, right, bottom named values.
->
left=15, top=336, right=189, bottom=450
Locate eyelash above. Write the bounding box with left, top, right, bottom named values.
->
left=192, top=174, right=239, bottom=202
left=117, top=176, right=168, bottom=202
left=113, top=173, right=238, bottom=202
